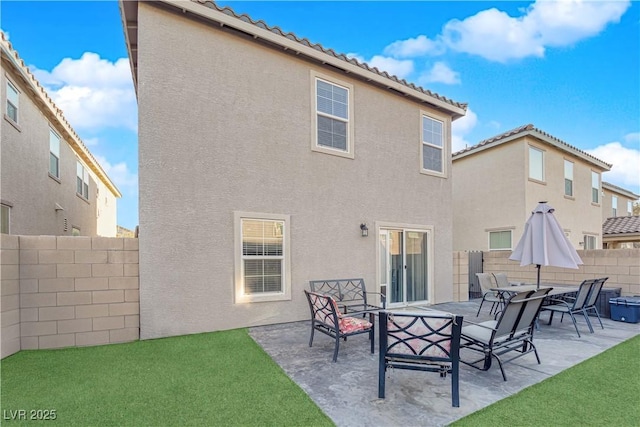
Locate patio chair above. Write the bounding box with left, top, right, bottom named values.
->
left=378, top=310, right=463, bottom=407
left=583, top=277, right=609, bottom=330
left=540, top=279, right=596, bottom=338
left=304, top=290, right=374, bottom=362
left=475, top=273, right=503, bottom=317
left=492, top=273, right=514, bottom=288
left=460, top=288, right=552, bottom=381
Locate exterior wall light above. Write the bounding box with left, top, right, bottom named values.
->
left=360, top=223, right=368, bottom=237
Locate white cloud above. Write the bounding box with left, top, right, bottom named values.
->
left=624, top=132, right=640, bottom=143
left=383, top=35, right=444, bottom=58
left=587, top=142, right=640, bottom=192
left=368, top=56, right=414, bottom=78
left=95, top=155, right=138, bottom=194
left=451, top=107, right=478, bottom=152
left=418, top=62, right=460, bottom=85
left=31, top=53, right=137, bottom=131
left=441, top=0, right=630, bottom=62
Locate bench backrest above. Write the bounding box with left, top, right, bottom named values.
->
left=309, top=278, right=368, bottom=305
left=494, top=288, right=551, bottom=342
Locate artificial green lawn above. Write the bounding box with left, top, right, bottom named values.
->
left=452, top=334, right=640, bottom=427
left=1, top=329, right=333, bottom=426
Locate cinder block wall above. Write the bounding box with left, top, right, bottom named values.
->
left=481, top=249, right=639, bottom=296
left=1, top=235, right=139, bottom=359
left=452, top=251, right=469, bottom=302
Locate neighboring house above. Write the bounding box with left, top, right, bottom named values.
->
left=601, top=181, right=639, bottom=222
left=1, top=33, right=121, bottom=237
left=120, top=0, right=467, bottom=338
left=602, top=215, right=640, bottom=249
left=452, top=124, right=611, bottom=252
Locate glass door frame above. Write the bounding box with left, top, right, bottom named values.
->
left=376, top=221, right=434, bottom=308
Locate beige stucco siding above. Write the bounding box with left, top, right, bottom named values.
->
left=1, top=65, right=115, bottom=236
left=137, top=4, right=455, bottom=338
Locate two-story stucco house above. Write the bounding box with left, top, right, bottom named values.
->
left=1, top=33, right=121, bottom=237
left=120, top=0, right=467, bottom=339
left=452, top=124, right=611, bottom=253
left=601, top=182, right=640, bottom=249
left=601, top=181, right=638, bottom=221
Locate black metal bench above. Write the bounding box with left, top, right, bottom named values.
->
left=308, top=278, right=386, bottom=314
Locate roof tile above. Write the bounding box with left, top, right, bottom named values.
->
left=602, top=216, right=640, bottom=235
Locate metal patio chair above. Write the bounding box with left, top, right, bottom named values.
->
left=475, top=273, right=503, bottom=317
left=582, top=277, right=609, bottom=330
left=540, top=279, right=596, bottom=337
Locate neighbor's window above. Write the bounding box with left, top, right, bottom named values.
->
left=6, top=80, right=19, bottom=123
left=76, top=162, right=89, bottom=199
left=422, top=115, right=444, bottom=174
left=591, top=172, right=600, bottom=204
left=0, top=204, right=9, bottom=234
left=612, top=196, right=618, bottom=217
left=235, top=212, right=291, bottom=303
left=628, top=201, right=633, bottom=216
left=564, top=160, right=573, bottom=197
left=584, top=235, right=597, bottom=250
left=49, top=129, right=61, bottom=178
left=489, top=230, right=512, bottom=251
left=529, top=146, right=544, bottom=181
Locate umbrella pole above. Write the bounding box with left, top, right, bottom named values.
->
left=536, top=264, right=541, bottom=290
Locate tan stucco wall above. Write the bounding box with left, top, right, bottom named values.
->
left=136, top=4, right=456, bottom=339
left=453, top=136, right=605, bottom=251
left=1, top=63, right=117, bottom=237
left=0, top=234, right=139, bottom=359
left=602, top=187, right=635, bottom=222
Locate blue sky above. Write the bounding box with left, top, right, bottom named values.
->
left=2, top=1, right=639, bottom=229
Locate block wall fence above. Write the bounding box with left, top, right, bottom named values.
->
left=452, top=248, right=640, bottom=299
left=1, top=235, right=139, bottom=359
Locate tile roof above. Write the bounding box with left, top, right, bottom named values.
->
left=0, top=32, right=121, bottom=198
left=191, top=0, right=467, bottom=112
left=452, top=123, right=612, bottom=170
left=602, top=216, right=640, bottom=236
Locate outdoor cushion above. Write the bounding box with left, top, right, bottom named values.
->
left=339, top=316, right=372, bottom=333
left=461, top=320, right=497, bottom=345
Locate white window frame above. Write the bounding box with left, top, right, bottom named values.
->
left=6, top=79, right=19, bottom=124
left=1, top=203, right=10, bottom=234
left=628, top=201, right=633, bottom=216
left=234, top=211, right=291, bottom=304
left=76, top=161, right=89, bottom=200
left=528, top=146, right=545, bottom=182
left=420, top=113, right=447, bottom=177
left=488, top=230, right=512, bottom=251
left=564, top=159, right=573, bottom=197
left=612, top=196, right=618, bottom=217
left=584, top=234, right=597, bottom=250
left=591, top=171, right=600, bottom=204
left=49, top=128, right=61, bottom=179
left=310, top=71, right=354, bottom=159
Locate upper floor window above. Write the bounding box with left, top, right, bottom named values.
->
left=564, top=160, right=573, bottom=197
left=489, top=230, right=512, bottom=251
left=0, top=203, right=10, bottom=234
left=315, top=77, right=350, bottom=153
left=6, top=80, right=19, bottom=123
left=421, top=115, right=444, bottom=174
left=591, top=172, right=600, bottom=204
left=612, top=196, right=618, bottom=217
left=628, top=201, right=633, bottom=216
left=49, top=129, right=61, bottom=178
left=529, top=146, right=544, bottom=182
left=234, top=212, right=291, bottom=303
left=77, top=162, right=89, bottom=199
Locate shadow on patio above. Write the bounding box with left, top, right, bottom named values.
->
left=249, top=299, right=639, bottom=427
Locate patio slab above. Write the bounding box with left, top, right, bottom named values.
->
left=249, top=299, right=639, bottom=427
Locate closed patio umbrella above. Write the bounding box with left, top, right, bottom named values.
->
left=509, top=202, right=583, bottom=289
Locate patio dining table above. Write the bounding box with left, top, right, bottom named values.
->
left=491, top=284, right=579, bottom=298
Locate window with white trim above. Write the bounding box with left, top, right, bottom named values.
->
left=612, top=196, right=618, bottom=217
left=6, top=80, right=18, bottom=123
left=529, top=146, right=544, bottom=181
left=591, top=172, right=600, bottom=204
left=49, top=129, right=60, bottom=178
left=564, top=160, right=573, bottom=197
left=489, top=230, right=512, bottom=251
left=1, top=204, right=10, bottom=234
left=234, top=212, right=291, bottom=303
left=77, top=162, right=89, bottom=199
left=316, top=78, right=349, bottom=151
left=628, top=201, right=633, bottom=216
left=422, top=115, right=444, bottom=174
left=584, top=234, right=597, bottom=250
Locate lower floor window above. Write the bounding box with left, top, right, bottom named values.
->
left=235, top=212, right=291, bottom=303
left=584, top=235, right=597, bottom=250
left=489, top=230, right=512, bottom=251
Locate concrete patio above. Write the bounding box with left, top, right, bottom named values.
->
left=249, top=299, right=639, bottom=427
